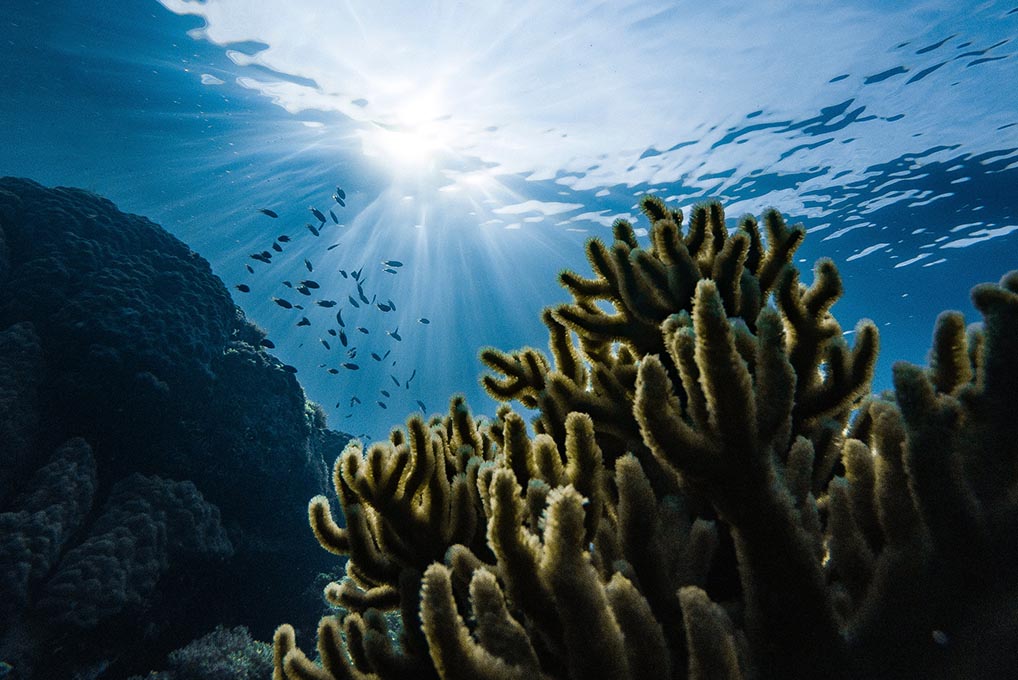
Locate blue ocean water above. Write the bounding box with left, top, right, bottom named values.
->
left=2, top=0, right=1015, bottom=442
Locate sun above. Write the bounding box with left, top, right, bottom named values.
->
left=360, top=88, right=452, bottom=171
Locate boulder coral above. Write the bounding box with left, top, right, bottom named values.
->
left=274, top=197, right=1018, bottom=679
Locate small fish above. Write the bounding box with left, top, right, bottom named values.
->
left=306, top=223, right=320, bottom=236
left=336, top=187, right=346, bottom=200
left=383, top=260, right=404, bottom=267
left=347, top=348, right=358, bottom=358
left=272, top=242, right=283, bottom=252
left=348, top=295, right=360, bottom=308
left=377, top=303, right=391, bottom=312
left=250, top=253, right=271, bottom=264
left=294, top=304, right=305, bottom=310
left=329, top=210, right=339, bottom=224
left=304, top=258, right=314, bottom=272
left=382, top=350, right=391, bottom=359
left=245, top=264, right=254, bottom=274
left=339, top=330, right=348, bottom=346
left=297, top=285, right=311, bottom=296
left=327, top=242, right=341, bottom=251
left=387, top=326, right=402, bottom=341
left=316, top=300, right=338, bottom=308
left=383, top=268, right=398, bottom=274
left=277, top=234, right=291, bottom=242
left=416, top=400, right=427, bottom=412
left=282, top=364, right=298, bottom=373
left=333, top=194, right=346, bottom=207
left=387, top=299, right=396, bottom=311
left=342, top=362, right=360, bottom=370
left=338, top=269, right=348, bottom=278
left=260, top=338, right=275, bottom=349
left=380, top=389, right=390, bottom=397
left=358, top=289, right=370, bottom=304
left=282, top=280, right=293, bottom=288
left=336, top=309, right=345, bottom=327
left=235, top=284, right=250, bottom=293
left=301, top=280, right=320, bottom=289
left=328, top=368, right=339, bottom=374
left=377, top=401, right=388, bottom=409
left=407, top=368, right=417, bottom=383
left=310, top=206, right=326, bottom=223
left=320, top=339, right=331, bottom=350
left=371, top=352, right=382, bottom=362
left=352, top=268, right=362, bottom=281
left=272, top=297, right=293, bottom=309
left=327, top=328, right=337, bottom=337
left=297, top=317, right=311, bottom=327
left=258, top=208, right=279, bottom=218
left=350, top=396, right=361, bottom=406
left=418, top=317, right=430, bottom=324
left=390, top=375, right=401, bottom=387
left=356, top=326, right=369, bottom=334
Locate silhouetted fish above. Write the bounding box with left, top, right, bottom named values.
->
left=282, top=280, right=293, bottom=288
left=377, top=401, right=387, bottom=409
left=356, top=327, right=369, bottom=334
left=418, top=318, right=430, bottom=324
left=306, top=223, right=320, bottom=236
left=387, top=326, right=402, bottom=341
left=258, top=208, right=279, bottom=218
left=380, top=389, right=390, bottom=397
left=350, top=396, right=361, bottom=406
left=383, top=268, right=398, bottom=274
left=336, top=187, right=346, bottom=200
left=328, top=368, right=339, bottom=374
left=339, top=330, right=348, bottom=346
left=294, top=304, right=305, bottom=310
left=329, top=210, right=339, bottom=224
left=333, top=195, right=346, bottom=207
left=297, top=285, right=311, bottom=296
left=347, top=348, right=357, bottom=358
left=301, top=280, right=320, bottom=289
left=250, top=253, right=271, bottom=264
left=377, top=303, right=391, bottom=312
left=304, top=258, right=314, bottom=272
left=371, top=352, right=382, bottom=361
left=327, top=329, right=337, bottom=337
left=272, top=242, right=283, bottom=252
left=235, top=284, right=250, bottom=293
left=382, top=350, right=391, bottom=359
left=316, top=300, right=338, bottom=308
left=390, top=375, right=400, bottom=387
left=246, top=264, right=255, bottom=274
left=338, top=269, right=348, bottom=278
left=416, top=400, right=427, bottom=412
left=383, top=260, right=403, bottom=267
left=297, top=317, right=311, bottom=327
left=320, top=339, right=331, bottom=350
left=407, top=368, right=416, bottom=383
left=342, top=362, right=359, bottom=370
left=277, top=234, right=291, bottom=242
left=348, top=296, right=360, bottom=308
left=387, top=299, right=396, bottom=311
left=310, top=207, right=326, bottom=223
left=260, top=338, right=275, bottom=348
left=336, top=309, right=345, bottom=327
left=358, top=289, right=370, bottom=304
left=328, top=243, right=341, bottom=251
left=273, top=297, right=293, bottom=309
left=282, top=364, right=298, bottom=373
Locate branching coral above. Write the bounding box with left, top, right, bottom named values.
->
left=274, top=197, right=1018, bottom=680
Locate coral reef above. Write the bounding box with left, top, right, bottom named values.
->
left=0, top=178, right=350, bottom=678
left=274, top=197, right=1018, bottom=679
left=129, top=626, right=274, bottom=680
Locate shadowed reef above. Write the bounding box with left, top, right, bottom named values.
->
left=275, top=196, right=1018, bottom=680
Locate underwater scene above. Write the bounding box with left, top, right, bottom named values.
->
left=1, top=0, right=1016, bottom=678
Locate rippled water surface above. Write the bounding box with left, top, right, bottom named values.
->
left=2, top=1, right=1016, bottom=440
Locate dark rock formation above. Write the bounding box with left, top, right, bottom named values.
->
left=0, top=177, right=350, bottom=679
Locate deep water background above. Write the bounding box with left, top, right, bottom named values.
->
left=2, top=0, right=1016, bottom=443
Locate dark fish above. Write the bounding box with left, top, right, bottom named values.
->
left=370, top=294, right=377, bottom=305
left=358, top=289, right=370, bottom=305
left=371, top=352, right=382, bottom=361
left=338, top=269, right=348, bottom=277
left=327, top=242, right=341, bottom=251
left=258, top=208, right=279, bottom=218
left=304, top=258, right=314, bottom=272
left=416, top=400, right=427, bottom=412
left=327, top=328, right=337, bottom=336
left=329, top=210, right=339, bottom=224
left=320, top=339, right=331, bottom=350
left=310, top=206, right=326, bottom=223
left=272, top=242, right=283, bottom=252
left=282, top=364, right=298, bottom=373
left=301, top=280, right=320, bottom=289
left=277, top=234, right=291, bottom=242
left=328, top=368, right=339, bottom=374
left=383, top=268, right=398, bottom=274
left=294, top=304, right=305, bottom=310
left=339, top=330, right=348, bottom=346
left=387, top=299, right=396, bottom=311
left=316, top=300, right=338, bottom=308
left=356, top=326, right=369, bottom=334
left=377, top=401, right=387, bottom=409
left=336, top=309, right=345, bottom=327
left=272, top=297, right=293, bottom=309
left=348, top=295, right=360, bottom=308
left=352, top=268, right=362, bottom=281
left=418, top=317, right=430, bottom=324
left=306, top=223, right=320, bottom=236
left=390, top=375, right=400, bottom=387
left=347, top=348, right=358, bottom=358
left=297, top=317, right=311, bottom=327
left=282, top=280, right=293, bottom=288
left=342, top=362, right=360, bottom=370
left=377, top=303, right=391, bottom=312
left=235, top=284, right=250, bottom=293
left=407, top=368, right=417, bottom=383
left=380, top=389, right=390, bottom=397
left=260, top=338, right=275, bottom=349
left=333, top=194, right=346, bottom=207
left=297, top=285, right=311, bottom=296
left=350, top=396, right=361, bottom=406
left=250, top=253, right=271, bottom=264
left=382, top=350, right=391, bottom=359
left=387, top=326, right=402, bottom=341
left=245, top=264, right=254, bottom=274
left=383, top=260, right=404, bottom=267
left=336, top=187, right=346, bottom=200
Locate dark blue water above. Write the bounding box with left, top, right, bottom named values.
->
left=2, top=0, right=1015, bottom=441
